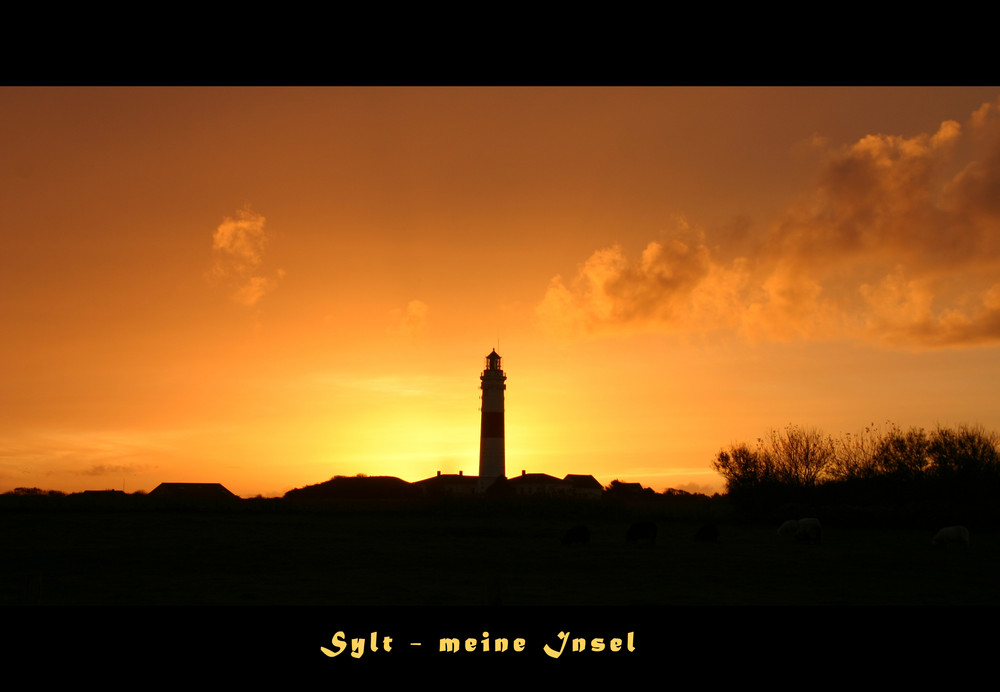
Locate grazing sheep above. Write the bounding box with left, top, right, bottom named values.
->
left=562, top=525, right=590, bottom=546
left=777, top=519, right=799, bottom=537
left=777, top=517, right=822, bottom=543
left=794, top=517, right=822, bottom=543
left=626, top=521, right=657, bottom=544
left=932, top=525, right=970, bottom=547
left=694, top=523, right=719, bottom=542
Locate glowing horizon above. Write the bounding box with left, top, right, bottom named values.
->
left=4, top=86, right=1000, bottom=498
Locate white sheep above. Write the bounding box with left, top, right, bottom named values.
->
left=931, top=525, right=970, bottom=547
left=777, top=517, right=822, bottom=543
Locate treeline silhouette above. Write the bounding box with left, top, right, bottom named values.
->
left=714, top=422, right=1000, bottom=527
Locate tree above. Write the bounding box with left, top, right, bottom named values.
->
left=712, top=442, right=774, bottom=494
left=926, top=424, right=1000, bottom=501
left=830, top=422, right=888, bottom=481
left=764, top=425, right=835, bottom=488
left=871, top=425, right=929, bottom=481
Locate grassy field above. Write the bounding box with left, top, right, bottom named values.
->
left=2, top=502, right=996, bottom=605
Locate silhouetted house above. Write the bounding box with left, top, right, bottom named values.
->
left=414, top=471, right=479, bottom=497
left=284, top=475, right=420, bottom=501
left=144, top=483, right=240, bottom=510
left=73, top=489, right=130, bottom=507
left=606, top=480, right=645, bottom=495
left=563, top=474, right=603, bottom=499
left=148, top=483, right=240, bottom=501
left=508, top=471, right=570, bottom=496
left=483, top=474, right=514, bottom=497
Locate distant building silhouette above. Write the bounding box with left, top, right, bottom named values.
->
left=504, top=471, right=604, bottom=497
left=508, top=471, right=567, bottom=496
left=414, top=470, right=602, bottom=499
left=563, top=474, right=604, bottom=499
left=607, top=481, right=644, bottom=494
left=148, top=483, right=239, bottom=501
left=414, top=470, right=478, bottom=497
left=283, top=475, right=420, bottom=501
left=479, top=349, right=506, bottom=491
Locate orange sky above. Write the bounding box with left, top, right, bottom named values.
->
left=4, top=86, right=1000, bottom=497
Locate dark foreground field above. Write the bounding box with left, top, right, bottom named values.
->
left=2, top=500, right=996, bottom=605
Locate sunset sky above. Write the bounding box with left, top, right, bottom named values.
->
left=4, top=86, right=1000, bottom=498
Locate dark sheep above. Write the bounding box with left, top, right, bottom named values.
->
left=626, top=521, right=657, bottom=544
left=562, top=525, right=590, bottom=545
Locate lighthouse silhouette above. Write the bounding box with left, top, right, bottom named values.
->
left=479, top=349, right=506, bottom=491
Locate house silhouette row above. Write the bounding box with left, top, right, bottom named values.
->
left=415, top=470, right=604, bottom=499
left=140, top=472, right=605, bottom=503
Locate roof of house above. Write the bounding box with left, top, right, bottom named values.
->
left=508, top=472, right=564, bottom=486
left=148, top=483, right=240, bottom=500
left=284, top=476, right=419, bottom=500
left=563, top=474, right=603, bottom=490
left=608, top=481, right=645, bottom=493
left=414, top=473, right=479, bottom=487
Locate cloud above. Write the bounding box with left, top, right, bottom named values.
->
left=0, top=429, right=160, bottom=487
left=388, top=300, right=429, bottom=337
left=212, top=207, right=268, bottom=272
left=208, top=206, right=283, bottom=307
left=538, top=220, right=744, bottom=338
left=82, top=464, right=139, bottom=477
left=538, top=96, right=1000, bottom=348
left=231, top=271, right=286, bottom=308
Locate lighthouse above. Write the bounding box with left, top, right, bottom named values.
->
left=478, top=349, right=506, bottom=491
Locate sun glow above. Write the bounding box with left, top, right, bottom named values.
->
left=4, top=87, right=1000, bottom=498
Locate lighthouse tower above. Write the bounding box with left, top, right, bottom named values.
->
left=478, top=349, right=506, bottom=491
